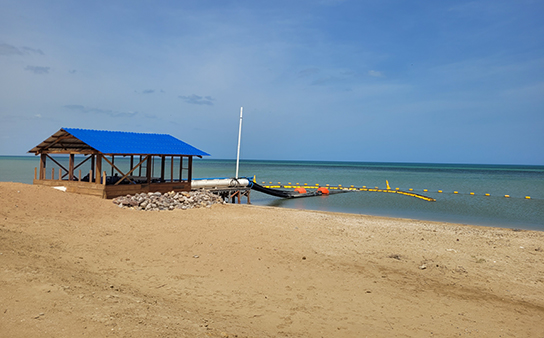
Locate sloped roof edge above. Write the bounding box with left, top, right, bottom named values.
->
left=28, top=128, right=210, bottom=156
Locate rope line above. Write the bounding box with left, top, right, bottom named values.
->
left=260, top=181, right=533, bottom=201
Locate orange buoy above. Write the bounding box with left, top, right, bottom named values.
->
left=294, top=187, right=307, bottom=194
left=317, top=187, right=329, bottom=195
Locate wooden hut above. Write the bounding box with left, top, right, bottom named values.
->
left=28, top=128, right=209, bottom=198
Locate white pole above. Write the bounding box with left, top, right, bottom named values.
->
left=235, top=107, right=243, bottom=179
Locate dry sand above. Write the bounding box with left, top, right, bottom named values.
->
left=1, top=182, right=543, bottom=337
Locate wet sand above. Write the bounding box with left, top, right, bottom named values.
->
left=1, top=182, right=543, bottom=337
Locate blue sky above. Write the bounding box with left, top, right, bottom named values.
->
left=1, top=0, right=543, bottom=164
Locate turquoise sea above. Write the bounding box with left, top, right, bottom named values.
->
left=1, top=156, right=543, bottom=231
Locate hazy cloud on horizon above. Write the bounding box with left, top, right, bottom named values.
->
left=24, top=65, right=50, bottom=74
left=178, top=94, right=215, bottom=106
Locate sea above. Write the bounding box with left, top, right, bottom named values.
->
left=1, top=156, right=543, bottom=231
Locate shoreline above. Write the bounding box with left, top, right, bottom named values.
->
left=244, top=202, right=543, bottom=232
left=242, top=197, right=544, bottom=232
left=1, top=182, right=543, bottom=337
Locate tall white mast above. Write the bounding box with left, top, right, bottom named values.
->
left=235, top=107, right=243, bottom=179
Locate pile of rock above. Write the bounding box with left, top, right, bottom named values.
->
left=112, top=190, right=225, bottom=211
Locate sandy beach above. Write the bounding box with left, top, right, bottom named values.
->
left=1, top=182, right=543, bottom=337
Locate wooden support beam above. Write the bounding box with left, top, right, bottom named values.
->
left=179, top=156, right=183, bottom=182
left=95, top=154, right=102, bottom=184
left=46, top=154, right=69, bottom=173
left=188, top=156, right=193, bottom=184
left=40, top=154, right=46, bottom=180
left=111, top=155, right=115, bottom=177
left=113, top=155, right=148, bottom=186
left=91, top=155, right=95, bottom=181
left=63, top=155, right=91, bottom=179
left=42, top=149, right=97, bottom=155
left=40, top=134, right=74, bottom=150
left=170, top=156, right=174, bottom=182
left=146, top=156, right=152, bottom=183
left=160, top=155, right=165, bottom=183
left=69, top=154, right=74, bottom=180
left=102, top=155, right=135, bottom=184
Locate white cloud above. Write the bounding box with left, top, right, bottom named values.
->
left=368, top=70, right=384, bottom=77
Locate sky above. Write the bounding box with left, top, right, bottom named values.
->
left=1, top=0, right=543, bottom=165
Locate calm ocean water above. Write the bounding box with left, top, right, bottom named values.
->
left=1, top=156, right=543, bottom=231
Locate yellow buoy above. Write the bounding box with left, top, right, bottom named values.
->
left=470, top=192, right=474, bottom=195
left=386, top=180, right=391, bottom=190
left=396, top=187, right=399, bottom=190
left=454, top=191, right=458, bottom=194
left=409, top=188, right=413, bottom=191
left=505, top=195, right=510, bottom=198
left=485, top=193, right=490, bottom=196
left=525, top=196, right=531, bottom=199
left=423, top=189, right=428, bottom=192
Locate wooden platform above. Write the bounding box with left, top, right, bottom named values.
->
left=33, top=179, right=191, bottom=199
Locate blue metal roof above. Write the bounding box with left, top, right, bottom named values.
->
left=62, top=128, right=210, bottom=156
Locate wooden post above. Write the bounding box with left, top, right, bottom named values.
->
left=79, top=169, right=81, bottom=181
left=34, top=167, right=37, bottom=180
left=103, top=171, right=107, bottom=185
left=146, top=156, right=152, bottom=183
left=59, top=168, right=62, bottom=180
left=40, top=154, right=46, bottom=180
left=51, top=167, right=55, bottom=180
left=170, top=156, right=174, bottom=182
left=111, top=155, right=115, bottom=176
left=188, top=156, right=193, bottom=185
left=95, top=154, right=102, bottom=184
left=139, top=155, right=142, bottom=176
left=179, top=156, right=183, bottom=182
left=130, top=155, right=134, bottom=173
left=90, top=155, right=95, bottom=181
left=160, top=155, right=165, bottom=183
left=69, top=154, right=74, bottom=181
